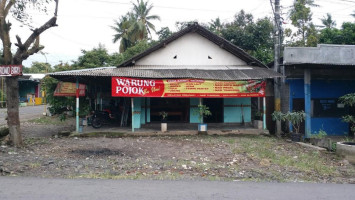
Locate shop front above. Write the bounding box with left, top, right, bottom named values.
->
left=50, top=23, right=281, bottom=133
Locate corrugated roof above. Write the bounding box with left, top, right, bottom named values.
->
left=50, top=66, right=282, bottom=81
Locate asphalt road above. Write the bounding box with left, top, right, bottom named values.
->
left=0, top=105, right=46, bottom=125
left=0, top=177, right=354, bottom=200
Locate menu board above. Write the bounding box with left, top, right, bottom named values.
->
left=112, top=77, right=265, bottom=98
left=54, top=82, right=86, bottom=97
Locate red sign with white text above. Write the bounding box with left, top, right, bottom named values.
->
left=0, top=65, right=22, bottom=76
left=112, top=77, right=266, bottom=98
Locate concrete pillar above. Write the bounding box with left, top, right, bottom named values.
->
left=304, top=69, right=311, bottom=138
left=76, top=78, right=79, bottom=133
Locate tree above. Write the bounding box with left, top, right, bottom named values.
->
left=111, top=13, right=136, bottom=53
left=340, top=93, right=355, bottom=136
left=23, top=62, right=52, bottom=73
left=0, top=0, right=59, bottom=146
left=208, top=17, right=224, bottom=36
left=221, top=10, right=274, bottom=64
left=157, top=26, right=173, bottom=41
left=321, top=13, right=336, bottom=29
left=110, top=40, right=152, bottom=66
left=72, top=44, right=111, bottom=69
left=319, top=22, right=355, bottom=45
left=130, top=0, right=160, bottom=39
left=111, top=0, right=160, bottom=52
left=288, top=0, right=318, bottom=46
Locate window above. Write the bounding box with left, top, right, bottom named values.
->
left=312, top=98, right=348, bottom=118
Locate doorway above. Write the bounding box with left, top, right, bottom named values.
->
left=150, top=98, right=189, bottom=122
left=203, top=98, right=223, bottom=123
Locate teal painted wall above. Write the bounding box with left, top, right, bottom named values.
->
left=140, top=98, right=146, bottom=125
left=190, top=98, right=200, bottom=123
left=133, top=98, right=142, bottom=129
left=19, top=81, right=37, bottom=101
left=147, top=98, right=151, bottom=123
left=224, top=98, right=251, bottom=123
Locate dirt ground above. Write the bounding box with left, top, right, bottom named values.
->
left=1, top=119, right=355, bottom=183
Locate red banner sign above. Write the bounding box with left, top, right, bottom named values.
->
left=0, top=65, right=22, bottom=76
left=54, top=82, right=86, bottom=97
left=112, top=77, right=265, bottom=98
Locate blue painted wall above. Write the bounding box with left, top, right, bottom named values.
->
left=288, top=79, right=355, bottom=136
left=223, top=98, right=251, bottom=123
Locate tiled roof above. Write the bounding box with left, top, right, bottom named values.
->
left=50, top=66, right=282, bottom=81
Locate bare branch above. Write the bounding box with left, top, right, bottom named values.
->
left=4, top=0, right=15, bottom=17
left=13, top=0, right=59, bottom=64
left=15, top=35, right=25, bottom=50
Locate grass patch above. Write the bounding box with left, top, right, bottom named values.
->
left=28, top=116, right=71, bottom=125
left=230, top=136, right=337, bottom=176
left=24, top=137, right=50, bottom=146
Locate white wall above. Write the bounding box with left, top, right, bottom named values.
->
left=136, top=33, right=247, bottom=66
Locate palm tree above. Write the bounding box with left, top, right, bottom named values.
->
left=321, top=13, right=336, bottom=29
left=111, top=13, right=136, bottom=53
left=130, top=0, right=161, bottom=40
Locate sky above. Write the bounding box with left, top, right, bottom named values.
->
left=8, top=0, right=355, bottom=68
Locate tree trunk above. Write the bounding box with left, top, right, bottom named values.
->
left=5, top=76, right=22, bottom=147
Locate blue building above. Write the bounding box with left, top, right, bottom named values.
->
left=283, top=44, right=355, bottom=137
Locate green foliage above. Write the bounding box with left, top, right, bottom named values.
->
left=340, top=93, right=355, bottom=133
left=311, top=129, right=328, bottom=139
left=111, top=0, right=160, bottom=52
left=59, top=113, right=66, bottom=121
left=159, top=111, right=168, bottom=120
left=110, top=40, right=153, bottom=66
left=0, top=127, right=9, bottom=138
left=23, top=62, right=52, bottom=73
left=288, top=0, right=318, bottom=47
left=193, top=105, right=212, bottom=123
left=73, top=44, right=111, bottom=69
left=221, top=10, right=274, bottom=64
left=272, top=111, right=306, bottom=134
left=319, top=22, right=355, bottom=45
left=41, top=76, right=74, bottom=114
left=321, top=13, right=336, bottom=29
left=157, top=27, right=173, bottom=41
left=208, top=17, right=224, bottom=36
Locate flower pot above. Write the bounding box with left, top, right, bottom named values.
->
left=161, top=123, right=167, bottom=133
left=198, top=124, right=207, bottom=134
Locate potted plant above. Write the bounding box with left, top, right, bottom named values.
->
left=272, top=111, right=305, bottom=141
left=194, top=104, right=212, bottom=134
left=253, top=110, right=263, bottom=129
left=159, top=111, right=168, bottom=132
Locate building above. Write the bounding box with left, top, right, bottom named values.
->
left=50, top=23, right=281, bottom=132
left=283, top=44, right=355, bottom=137
left=19, top=73, right=46, bottom=106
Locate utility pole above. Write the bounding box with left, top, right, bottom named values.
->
left=273, top=0, right=282, bottom=136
